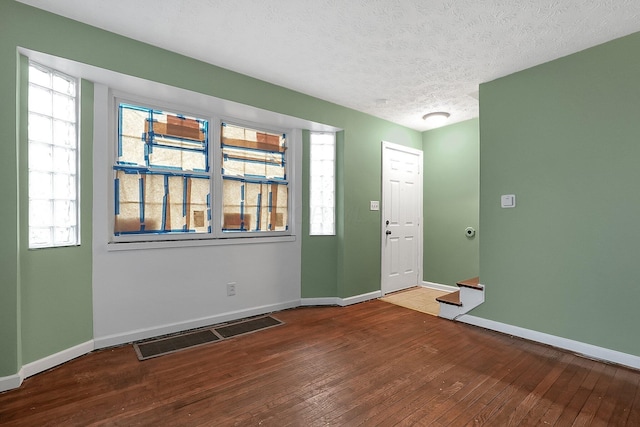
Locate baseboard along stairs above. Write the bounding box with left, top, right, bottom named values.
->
left=436, top=277, right=484, bottom=320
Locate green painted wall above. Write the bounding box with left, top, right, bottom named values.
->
left=423, top=119, right=479, bottom=286
left=18, top=64, right=94, bottom=365
left=0, top=15, right=20, bottom=376
left=476, top=31, right=640, bottom=356
left=0, top=1, right=421, bottom=376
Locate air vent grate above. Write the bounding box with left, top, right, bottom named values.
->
left=133, top=315, right=283, bottom=360
left=215, top=315, right=282, bottom=338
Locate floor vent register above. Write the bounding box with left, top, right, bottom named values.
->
left=133, top=315, right=283, bottom=360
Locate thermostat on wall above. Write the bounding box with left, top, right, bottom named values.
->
left=501, top=194, right=516, bottom=208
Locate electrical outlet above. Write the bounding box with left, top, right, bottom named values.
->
left=227, top=282, right=236, bottom=296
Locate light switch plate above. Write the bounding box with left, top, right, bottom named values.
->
left=370, top=201, right=379, bottom=211
left=501, top=194, right=516, bottom=208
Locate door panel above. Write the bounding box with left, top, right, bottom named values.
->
left=381, top=142, right=422, bottom=294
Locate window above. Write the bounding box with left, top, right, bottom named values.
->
left=112, top=101, right=290, bottom=241
left=114, top=103, right=210, bottom=236
left=28, top=62, right=79, bottom=248
left=309, top=132, right=335, bottom=235
left=221, top=122, right=288, bottom=233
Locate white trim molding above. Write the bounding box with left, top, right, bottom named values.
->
left=422, top=281, right=458, bottom=292
left=339, top=290, right=382, bottom=306
left=459, top=315, right=640, bottom=371
left=22, top=341, right=94, bottom=378
left=300, top=297, right=340, bottom=306
left=301, top=290, right=382, bottom=307
left=0, top=340, right=94, bottom=393
left=0, top=372, right=23, bottom=393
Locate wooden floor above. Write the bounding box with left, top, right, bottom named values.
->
left=1, top=300, right=639, bottom=426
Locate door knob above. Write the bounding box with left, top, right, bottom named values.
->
left=386, top=230, right=392, bottom=235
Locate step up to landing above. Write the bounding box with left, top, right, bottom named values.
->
left=436, top=277, right=484, bottom=320
left=435, top=290, right=461, bottom=307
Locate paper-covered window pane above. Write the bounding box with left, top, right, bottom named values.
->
left=114, top=171, right=210, bottom=235
left=222, top=179, right=287, bottom=232
left=220, top=122, right=288, bottom=233
left=221, top=122, right=286, bottom=180
left=28, top=62, right=79, bottom=248
left=117, top=103, right=208, bottom=172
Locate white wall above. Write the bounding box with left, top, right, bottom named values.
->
left=92, top=237, right=302, bottom=347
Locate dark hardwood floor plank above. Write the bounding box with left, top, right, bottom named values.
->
left=499, top=353, right=573, bottom=426
left=460, top=346, right=562, bottom=426
left=604, top=365, right=640, bottom=426
left=534, top=358, right=587, bottom=425
left=571, top=363, right=618, bottom=426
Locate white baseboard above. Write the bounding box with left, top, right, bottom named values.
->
left=301, top=290, right=382, bottom=307
left=94, top=300, right=300, bottom=349
left=422, top=281, right=458, bottom=292
left=22, top=340, right=94, bottom=379
left=300, top=297, right=340, bottom=306
left=0, top=340, right=94, bottom=393
left=0, top=372, right=23, bottom=393
left=339, top=290, right=381, bottom=306
left=459, top=314, right=640, bottom=370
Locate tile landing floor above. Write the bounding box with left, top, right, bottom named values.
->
left=379, top=286, right=449, bottom=316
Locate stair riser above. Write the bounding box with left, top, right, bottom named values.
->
left=437, top=281, right=485, bottom=320
left=439, top=303, right=462, bottom=320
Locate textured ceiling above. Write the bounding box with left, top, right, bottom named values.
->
left=15, top=0, right=640, bottom=130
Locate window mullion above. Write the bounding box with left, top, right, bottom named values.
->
left=210, top=117, right=222, bottom=238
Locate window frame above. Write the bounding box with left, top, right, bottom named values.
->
left=28, top=61, right=81, bottom=249
left=109, top=92, right=293, bottom=243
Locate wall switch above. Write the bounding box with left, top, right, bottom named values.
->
left=227, top=282, right=236, bottom=296
left=501, top=194, right=516, bottom=208
left=370, top=201, right=380, bottom=211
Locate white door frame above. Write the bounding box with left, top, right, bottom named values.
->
left=380, top=141, right=423, bottom=295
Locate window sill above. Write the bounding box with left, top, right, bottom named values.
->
left=106, top=235, right=296, bottom=251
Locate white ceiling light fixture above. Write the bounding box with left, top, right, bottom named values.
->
left=422, top=111, right=450, bottom=127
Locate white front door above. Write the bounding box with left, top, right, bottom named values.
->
left=381, top=141, right=422, bottom=295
